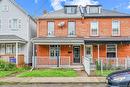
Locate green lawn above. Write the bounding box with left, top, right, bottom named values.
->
left=96, top=70, right=115, bottom=77
left=17, top=69, right=77, bottom=77
left=0, top=71, right=16, bottom=77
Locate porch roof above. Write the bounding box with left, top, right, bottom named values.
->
left=84, top=37, right=130, bottom=44
left=0, top=35, right=27, bottom=43
left=32, top=37, right=84, bottom=45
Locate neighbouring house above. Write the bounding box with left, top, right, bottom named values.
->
left=0, top=0, right=36, bottom=66
left=32, top=4, right=130, bottom=74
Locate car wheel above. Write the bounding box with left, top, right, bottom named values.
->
left=128, top=82, right=130, bottom=87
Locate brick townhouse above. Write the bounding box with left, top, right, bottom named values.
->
left=32, top=4, right=130, bottom=74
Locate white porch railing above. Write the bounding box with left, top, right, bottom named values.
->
left=83, top=56, right=90, bottom=75
left=32, top=56, right=71, bottom=68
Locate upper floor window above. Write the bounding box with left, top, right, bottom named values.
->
left=107, top=44, right=117, bottom=58
left=68, top=22, right=76, bottom=36
left=65, top=7, right=77, bottom=14
left=2, top=5, right=9, bottom=12
left=48, top=22, right=54, bottom=37
left=90, top=21, right=99, bottom=36
left=89, top=7, right=99, bottom=14
left=9, top=18, right=22, bottom=31
left=112, top=20, right=120, bottom=36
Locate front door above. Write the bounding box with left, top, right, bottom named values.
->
left=73, top=46, right=80, bottom=63
left=85, top=45, right=93, bottom=63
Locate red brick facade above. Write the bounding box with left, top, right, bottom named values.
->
left=36, top=17, right=130, bottom=65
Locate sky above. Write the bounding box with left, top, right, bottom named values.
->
left=15, top=0, right=130, bottom=17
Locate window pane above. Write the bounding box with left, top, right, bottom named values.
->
left=89, top=7, right=99, bottom=13
left=66, top=7, right=76, bottom=14
left=112, top=21, right=120, bottom=36
left=107, top=53, right=116, bottom=58
left=6, top=44, right=12, bottom=54
left=0, top=44, right=5, bottom=54
left=107, top=45, right=116, bottom=58
left=66, top=7, right=72, bottom=14
left=91, top=21, right=98, bottom=36
left=48, top=22, right=54, bottom=36
left=68, top=22, right=76, bottom=36
left=9, top=19, right=21, bottom=30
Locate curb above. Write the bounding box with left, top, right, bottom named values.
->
left=0, top=77, right=106, bottom=85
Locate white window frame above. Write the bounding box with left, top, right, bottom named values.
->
left=68, top=21, right=76, bottom=37
left=106, top=44, right=117, bottom=58
left=66, top=7, right=76, bottom=14
left=2, top=5, right=9, bottom=12
left=0, top=44, right=5, bottom=54
left=47, top=22, right=54, bottom=37
left=112, top=20, right=120, bottom=36
left=90, top=21, right=99, bottom=36
left=49, top=45, right=60, bottom=59
left=9, top=18, right=22, bottom=31
left=89, top=7, right=99, bottom=14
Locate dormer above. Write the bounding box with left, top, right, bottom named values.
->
left=64, top=5, right=78, bottom=14
left=86, top=5, right=102, bottom=14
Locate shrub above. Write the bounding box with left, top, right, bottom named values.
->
left=0, top=60, right=16, bottom=71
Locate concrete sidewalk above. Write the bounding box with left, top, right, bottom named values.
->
left=0, top=77, right=106, bottom=84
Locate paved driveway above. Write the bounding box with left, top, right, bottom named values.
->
left=0, top=83, right=106, bottom=87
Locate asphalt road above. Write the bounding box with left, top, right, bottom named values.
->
left=0, top=83, right=107, bottom=87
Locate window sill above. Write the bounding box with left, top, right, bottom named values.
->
left=47, top=35, right=55, bottom=37
left=67, top=35, right=76, bottom=37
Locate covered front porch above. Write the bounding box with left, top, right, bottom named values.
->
left=0, top=35, right=26, bottom=66
left=84, top=37, right=130, bottom=67
left=32, top=37, right=85, bottom=69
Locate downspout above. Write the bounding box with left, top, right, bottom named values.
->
left=57, top=45, right=59, bottom=67
left=30, top=43, right=35, bottom=71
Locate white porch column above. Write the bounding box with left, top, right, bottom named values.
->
left=16, top=42, right=18, bottom=65
left=84, top=45, right=86, bottom=58
left=97, top=44, right=100, bottom=64
left=32, top=43, right=35, bottom=68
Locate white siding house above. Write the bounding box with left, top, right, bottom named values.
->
left=0, top=0, right=36, bottom=65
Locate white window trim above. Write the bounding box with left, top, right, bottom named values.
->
left=47, top=22, right=55, bottom=37
left=68, top=21, right=76, bottom=37
left=8, top=18, right=22, bottom=31
left=112, top=20, right=120, bottom=36
left=90, top=21, right=99, bottom=36
left=49, top=45, right=60, bottom=59
left=106, top=44, right=117, bottom=59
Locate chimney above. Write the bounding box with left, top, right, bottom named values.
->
left=43, top=10, right=47, bottom=14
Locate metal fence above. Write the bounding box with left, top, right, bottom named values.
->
left=94, top=57, right=130, bottom=76
left=32, top=56, right=71, bottom=68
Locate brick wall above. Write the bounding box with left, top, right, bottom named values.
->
left=37, top=18, right=130, bottom=37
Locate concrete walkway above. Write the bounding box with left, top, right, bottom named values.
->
left=0, top=77, right=106, bottom=84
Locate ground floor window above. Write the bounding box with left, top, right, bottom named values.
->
left=107, top=44, right=117, bottom=58
left=0, top=43, right=23, bottom=54
left=49, top=45, right=60, bottom=59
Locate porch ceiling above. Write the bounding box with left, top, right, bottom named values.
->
left=0, top=35, right=27, bottom=43
left=84, top=37, right=130, bottom=44
left=32, top=37, right=84, bottom=45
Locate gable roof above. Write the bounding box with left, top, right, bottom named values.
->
left=38, top=6, right=130, bottom=19
left=8, top=0, right=35, bottom=22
